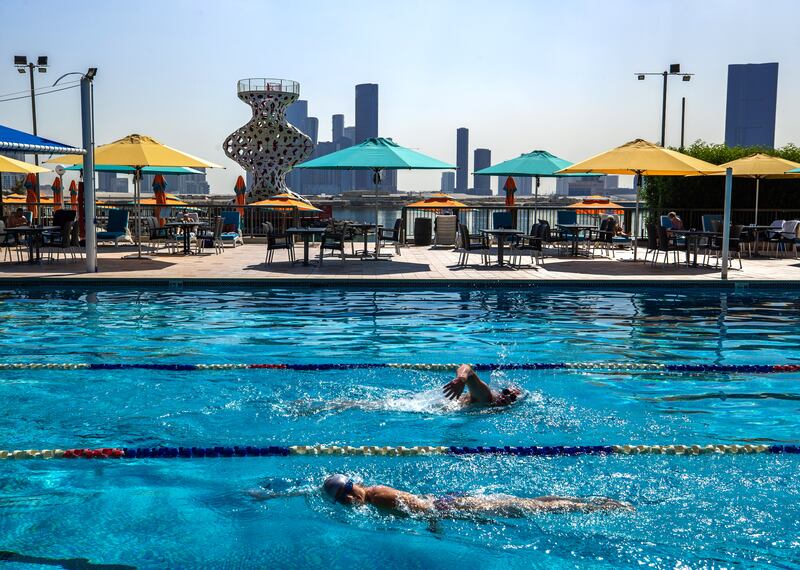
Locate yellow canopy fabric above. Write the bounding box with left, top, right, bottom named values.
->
left=3, top=193, right=53, bottom=204
left=714, top=153, right=800, bottom=178
left=406, top=193, right=468, bottom=208
left=0, top=155, right=50, bottom=174
left=139, top=193, right=187, bottom=206
left=47, top=134, right=222, bottom=168
left=249, top=193, right=322, bottom=212
left=558, top=139, right=723, bottom=175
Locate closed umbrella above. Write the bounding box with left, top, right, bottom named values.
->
left=295, top=137, right=455, bottom=259
left=69, top=180, right=78, bottom=211
left=559, top=139, right=722, bottom=261
left=503, top=176, right=517, bottom=208
left=51, top=176, right=63, bottom=211
left=24, top=174, right=38, bottom=220
left=234, top=175, right=247, bottom=216
left=152, top=174, right=168, bottom=226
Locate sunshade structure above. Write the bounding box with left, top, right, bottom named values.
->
left=406, top=193, right=468, bottom=209
left=64, top=164, right=203, bottom=175
left=250, top=193, right=322, bottom=212
left=502, top=176, right=517, bottom=207
left=234, top=176, right=247, bottom=216
left=50, top=134, right=221, bottom=259
left=51, top=176, right=63, bottom=211
left=0, top=153, right=49, bottom=213
left=711, top=154, right=800, bottom=224
left=295, top=137, right=455, bottom=259
left=140, top=192, right=187, bottom=206
left=474, top=150, right=599, bottom=219
left=3, top=193, right=54, bottom=204
left=567, top=195, right=624, bottom=215
left=559, top=139, right=722, bottom=260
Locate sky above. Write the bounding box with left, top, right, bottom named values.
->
left=1, top=0, right=799, bottom=195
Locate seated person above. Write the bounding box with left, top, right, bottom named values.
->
left=7, top=208, right=29, bottom=228
left=321, top=474, right=633, bottom=518
left=442, top=364, right=522, bottom=407
left=667, top=212, right=684, bottom=231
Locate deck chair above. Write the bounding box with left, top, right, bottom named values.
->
left=434, top=215, right=457, bottom=247
left=220, top=211, right=244, bottom=247
left=96, top=209, right=132, bottom=246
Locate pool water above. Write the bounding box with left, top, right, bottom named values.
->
left=1, top=286, right=799, bottom=568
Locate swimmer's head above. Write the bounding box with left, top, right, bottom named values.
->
left=323, top=474, right=355, bottom=504
left=494, top=386, right=523, bottom=406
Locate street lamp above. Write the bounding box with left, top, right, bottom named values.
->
left=635, top=63, right=693, bottom=147
left=14, top=55, right=48, bottom=218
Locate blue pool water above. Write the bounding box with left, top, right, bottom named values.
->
left=0, top=286, right=799, bottom=568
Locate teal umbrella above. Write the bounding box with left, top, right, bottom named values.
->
left=474, top=150, right=600, bottom=219
left=294, top=137, right=455, bottom=258
left=789, top=168, right=800, bottom=173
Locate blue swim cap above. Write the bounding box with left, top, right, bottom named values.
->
left=323, top=474, right=354, bottom=503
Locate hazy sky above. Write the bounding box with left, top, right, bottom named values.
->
left=1, top=0, right=798, bottom=195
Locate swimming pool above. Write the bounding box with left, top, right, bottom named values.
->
left=1, top=286, right=798, bottom=568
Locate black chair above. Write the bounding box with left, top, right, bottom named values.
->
left=319, top=224, right=347, bottom=264
left=513, top=223, right=543, bottom=266
left=377, top=218, right=403, bottom=256
left=653, top=225, right=681, bottom=266
left=263, top=221, right=295, bottom=265
left=456, top=223, right=489, bottom=266
left=593, top=218, right=616, bottom=257
left=43, top=220, right=75, bottom=263
left=705, top=225, right=743, bottom=269
left=644, top=224, right=658, bottom=263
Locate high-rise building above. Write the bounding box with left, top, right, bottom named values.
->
left=355, top=83, right=379, bottom=189
left=332, top=114, right=344, bottom=141
left=456, top=128, right=469, bottom=193
left=286, top=100, right=309, bottom=130
left=98, top=171, right=117, bottom=192
left=517, top=176, right=533, bottom=196
left=305, top=117, right=319, bottom=146
left=440, top=171, right=455, bottom=193
left=556, top=176, right=607, bottom=196
left=343, top=126, right=356, bottom=145
left=472, top=148, right=491, bottom=195
left=725, top=62, right=779, bottom=148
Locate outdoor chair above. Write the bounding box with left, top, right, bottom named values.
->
left=777, top=220, right=800, bottom=257
left=0, top=220, right=24, bottom=263
left=96, top=209, right=132, bottom=247
left=433, top=215, right=457, bottom=247
left=701, top=214, right=722, bottom=233
left=263, top=222, right=294, bottom=265
left=653, top=225, right=682, bottom=267
left=43, top=220, right=76, bottom=263
left=704, top=225, right=743, bottom=269
left=196, top=216, right=224, bottom=255
left=644, top=224, right=659, bottom=263
left=660, top=215, right=672, bottom=229
left=319, top=224, right=347, bottom=264
left=554, top=210, right=582, bottom=253
left=378, top=218, right=403, bottom=256
left=760, top=219, right=785, bottom=253
left=220, top=211, right=244, bottom=247
left=456, top=223, right=490, bottom=267
left=513, top=223, right=543, bottom=266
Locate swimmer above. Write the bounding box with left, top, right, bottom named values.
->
left=442, top=364, right=522, bottom=407
left=321, top=474, right=633, bottom=518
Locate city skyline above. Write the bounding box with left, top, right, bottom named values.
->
left=1, top=0, right=798, bottom=196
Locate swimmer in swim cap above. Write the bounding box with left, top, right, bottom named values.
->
left=321, top=474, right=632, bottom=517
left=442, top=364, right=522, bottom=407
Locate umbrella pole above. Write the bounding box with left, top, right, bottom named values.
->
left=369, top=168, right=382, bottom=261
left=124, top=168, right=150, bottom=260
left=533, top=176, right=539, bottom=223
left=633, top=173, right=642, bottom=261
left=754, top=177, right=760, bottom=226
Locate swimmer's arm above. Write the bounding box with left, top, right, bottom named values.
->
left=246, top=489, right=309, bottom=501
left=368, top=487, right=435, bottom=516
left=443, top=364, right=493, bottom=404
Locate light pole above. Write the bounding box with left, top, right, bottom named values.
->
left=636, top=64, right=693, bottom=147
left=14, top=55, right=48, bottom=219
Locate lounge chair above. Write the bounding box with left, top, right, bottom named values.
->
left=96, top=209, right=132, bottom=246
left=433, top=215, right=457, bottom=247
left=220, top=211, right=244, bottom=247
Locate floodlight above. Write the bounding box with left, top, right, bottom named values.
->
left=637, top=74, right=645, bottom=80
left=37, top=56, right=48, bottom=66
left=14, top=55, right=27, bottom=65
left=669, top=63, right=680, bottom=73
left=682, top=75, right=691, bottom=82
left=17, top=67, right=26, bottom=74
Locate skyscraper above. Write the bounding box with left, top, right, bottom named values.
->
left=332, top=114, right=344, bottom=142
left=355, top=83, right=378, bottom=189
left=456, top=128, right=468, bottom=193
left=305, top=117, right=319, bottom=146
left=472, top=148, right=491, bottom=195
left=343, top=126, right=356, bottom=145
left=516, top=176, right=533, bottom=196
left=440, top=171, right=455, bottom=193
left=725, top=62, right=779, bottom=148
left=286, top=100, right=308, bottom=130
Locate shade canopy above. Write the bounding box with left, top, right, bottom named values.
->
left=63, top=164, right=203, bottom=175
left=0, top=124, right=83, bottom=155
left=558, top=139, right=722, bottom=175
left=294, top=137, right=455, bottom=171
left=49, top=134, right=222, bottom=169
left=0, top=154, right=51, bottom=174
left=714, top=153, right=800, bottom=178
left=139, top=192, right=187, bottom=206
left=474, top=150, right=596, bottom=177
left=3, top=193, right=54, bottom=204
left=250, top=193, right=322, bottom=212
left=406, top=193, right=467, bottom=208
left=568, top=195, right=624, bottom=214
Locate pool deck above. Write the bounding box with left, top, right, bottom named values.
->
left=1, top=242, right=798, bottom=287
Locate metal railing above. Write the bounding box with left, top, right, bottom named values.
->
left=237, top=78, right=299, bottom=94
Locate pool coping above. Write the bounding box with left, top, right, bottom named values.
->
left=1, top=276, right=799, bottom=290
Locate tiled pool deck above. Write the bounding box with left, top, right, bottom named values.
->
left=1, top=242, right=798, bottom=286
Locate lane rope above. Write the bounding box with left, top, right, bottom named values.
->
left=0, top=362, right=798, bottom=373
left=1, top=444, right=799, bottom=460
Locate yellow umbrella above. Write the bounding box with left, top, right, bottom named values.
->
left=712, top=154, right=800, bottom=225
left=0, top=155, right=50, bottom=213
left=406, top=193, right=468, bottom=208
left=49, top=134, right=221, bottom=259
left=3, top=193, right=54, bottom=204
left=250, top=193, right=321, bottom=212
left=559, top=139, right=722, bottom=260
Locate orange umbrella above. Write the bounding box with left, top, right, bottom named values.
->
left=140, top=192, right=187, bottom=206
left=567, top=195, right=624, bottom=215
left=51, top=176, right=63, bottom=211
left=250, top=193, right=321, bottom=212
left=69, top=180, right=78, bottom=210
left=503, top=176, right=517, bottom=207
left=234, top=175, right=247, bottom=216
left=24, top=173, right=38, bottom=219
left=405, top=193, right=468, bottom=209
left=3, top=193, right=54, bottom=204
left=152, top=174, right=168, bottom=226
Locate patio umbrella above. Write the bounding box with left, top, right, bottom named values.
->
left=406, top=193, right=468, bottom=209
left=64, top=164, right=203, bottom=175
left=559, top=139, right=722, bottom=260
left=69, top=180, right=78, bottom=211
left=4, top=193, right=54, bottom=204
left=24, top=174, right=38, bottom=219
left=250, top=193, right=322, bottom=212
left=474, top=150, right=600, bottom=220
left=0, top=154, right=49, bottom=214
left=294, top=137, right=455, bottom=259
left=140, top=192, right=187, bottom=206
left=51, top=176, right=63, bottom=211
left=503, top=176, right=517, bottom=207
left=567, top=195, right=624, bottom=215
left=152, top=174, right=168, bottom=226
left=50, top=134, right=221, bottom=259
left=234, top=175, right=247, bottom=216
left=711, top=154, right=800, bottom=225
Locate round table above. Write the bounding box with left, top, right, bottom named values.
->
left=165, top=221, right=207, bottom=255
left=286, top=227, right=328, bottom=266
left=480, top=228, right=523, bottom=266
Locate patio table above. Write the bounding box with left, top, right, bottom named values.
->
left=165, top=221, right=207, bottom=255
left=286, top=226, right=328, bottom=266
left=480, top=228, right=523, bottom=267
left=348, top=222, right=383, bottom=260
left=556, top=224, right=596, bottom=256
left=670, top=229, right=717, bottom=267
left=4, top=226, right=59, bottom=264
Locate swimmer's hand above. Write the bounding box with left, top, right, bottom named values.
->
left=442, top=377, right=466, bottom=400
